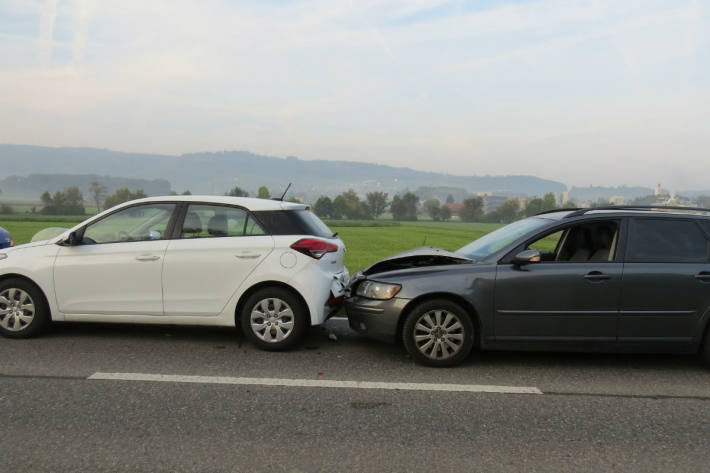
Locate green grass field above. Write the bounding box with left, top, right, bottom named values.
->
left=325, top=220, right=501, bottom=269
left=0, top=215, right=504, bottom=270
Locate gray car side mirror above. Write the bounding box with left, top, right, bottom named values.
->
left=512, top=249, right=541, bottom=265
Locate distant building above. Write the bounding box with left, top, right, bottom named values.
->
left=560, top=191, right=570, bottom=206
left=610, top=195, right=625, bottom=205
left=442, top=202, right=464, bottom=217
left=483, top=195, right=508, bottom=213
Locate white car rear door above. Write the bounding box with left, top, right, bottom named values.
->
left=162, top=203, right=274, bottom=316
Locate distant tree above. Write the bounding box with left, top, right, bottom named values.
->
left=496, top=198, right=521, bottom=223
left=182, top=190, right=192, bottom=195
left=332, top=195, right=347, bottom=219
left=89, top=181, right=107, bottom=212
left=40, top=191, right=52, bottom=207
left=0, top=203, right=13, bottom=214
left=314, top=196, right=333, bottom=218
left=440, top=205, right=452, bottom=221
left=542, top=192, right=557, bottom=210
left=697, top=196, right=710, bottom=208
left=524, top=193, right=558, bottom=216
left=225, top=186, right=249, bottom=197
left=423, top=198, right=441, bottom=221
left=591, top=199, right=612, bottom=208
left=40, top=186, right=85, bottom=215
left=561, top=200, right=577, bottom=209
left=482, top=210, right=500, bottom=223
left=366, top=192, right=388, bottom=219
left=446, top=194, right=455, bottom=204
left=390, top=195, right=405, bottom=220
left=257, top=186, right=270, bottom=199
left=338, top=189, right=369, bottom=219
left=391, top=192, right=419, bottom=221
left=460, top=197, right=484, bottom=222
left=404, top=192, right=419, bottom=220
left=104, top=188, right=148, bottom=209
left=524, top=198, right=544, bottom=217
left=169, top=191, right=178, bottom=196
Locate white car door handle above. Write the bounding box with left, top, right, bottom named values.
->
left=236, top=252, right=261, bottom=259
left=136, top=255, right=161, bottom=262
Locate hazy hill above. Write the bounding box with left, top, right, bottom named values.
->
left=0, top=144, right=566, bottom=199
left=569, top=186, right=657, bottom=202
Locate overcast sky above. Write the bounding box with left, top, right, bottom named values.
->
left=0, top=0, right=708, bottom=189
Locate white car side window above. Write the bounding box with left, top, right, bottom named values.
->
left=83, top=204, right=175, bottom=244
left=180, top=204, right=264, bottom=238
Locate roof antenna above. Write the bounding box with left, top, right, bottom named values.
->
left=276, top=183, right=292, bottom=201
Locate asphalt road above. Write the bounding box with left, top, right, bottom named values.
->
left=2, top=319, right=710, bottom=473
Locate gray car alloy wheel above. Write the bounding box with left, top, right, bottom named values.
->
left=250, top=298, right=295, bottom=343
left=413, top=309, right=465, bottom=360
left=0, top=288, right=35, bottom=332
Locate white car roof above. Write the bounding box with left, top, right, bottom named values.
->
left=123, top=195, right=307, bottom=211
left=47, top=195, right=307, bottom=244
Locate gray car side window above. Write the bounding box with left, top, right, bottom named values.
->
left=524, top=220, right=619, bottom=263
left=699, top=220, right=710, bottom=239
left=626, top=218, right=709, bottom=263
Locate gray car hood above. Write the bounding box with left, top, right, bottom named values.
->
left=362, top=247, right=472, bottom=276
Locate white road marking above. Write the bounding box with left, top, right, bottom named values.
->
left=88, top=372, right=542, bottom=395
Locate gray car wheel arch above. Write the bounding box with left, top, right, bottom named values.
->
left=397, top=293, right=481, bottom=347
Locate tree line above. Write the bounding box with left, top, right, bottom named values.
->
left=311, top=191, right=575, bottom=223
left=37, top=186, right=154, bottom=215
left=26, top=183, right=572, bottom=223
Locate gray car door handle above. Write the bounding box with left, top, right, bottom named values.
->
left=136, top=255, right=161, bottom=262
left=695, top=272, right=710, bottom=282
left=236, top=252, right=261, bottom=259
left=584, top=271, right=611, bottom=281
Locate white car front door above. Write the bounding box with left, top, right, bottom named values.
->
left=162, top=204, right=274, bottom=316
left=54, top=203, right=176, bottom=315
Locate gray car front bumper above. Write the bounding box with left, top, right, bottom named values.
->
left=345, top=296, right=410, bottom=344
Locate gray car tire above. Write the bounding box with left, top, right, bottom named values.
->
left=701, top=326, right=710, bottom=365
left=402, top=299, right=475, bottom=367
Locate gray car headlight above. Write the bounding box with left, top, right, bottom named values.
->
left=356, top=280, right=401, bottom=300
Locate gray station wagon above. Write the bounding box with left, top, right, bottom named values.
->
left=345, top=206, right=710, bottom=367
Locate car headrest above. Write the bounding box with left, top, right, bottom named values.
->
left=596, top=225, right=614, bottom=247
left=182, top=212, right=203, bottom=235
left=207, top=214, right=228, bottom=237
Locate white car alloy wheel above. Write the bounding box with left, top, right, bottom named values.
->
left=0, top=287, right=35, bottom=332
left=250, top=297, right=296, bottom=343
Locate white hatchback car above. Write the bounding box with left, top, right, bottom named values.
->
left=0, top=196, right=348, bottom=350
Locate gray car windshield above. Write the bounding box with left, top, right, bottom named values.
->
left=456, top=217, right=551, bottom=260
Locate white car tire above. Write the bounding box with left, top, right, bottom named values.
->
left=0, top=278, right=50, bottom=339
left=240, top=287, right=307, bottom=351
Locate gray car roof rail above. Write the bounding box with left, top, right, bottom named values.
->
left=535, top=208, right=582, bottom=216
left=562, top=205, right=710, bottom=218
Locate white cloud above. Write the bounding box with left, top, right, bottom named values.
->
left=36, top=0, right=59, bottom=66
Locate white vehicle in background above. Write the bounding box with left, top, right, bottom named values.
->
left=0, top=196, right=348, bottom=350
